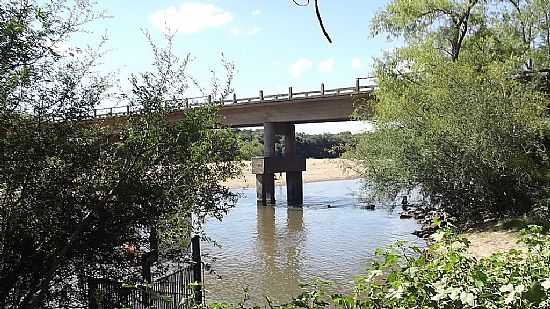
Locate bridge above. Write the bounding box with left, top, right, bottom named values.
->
left=92, top=78, right=376, bottom=206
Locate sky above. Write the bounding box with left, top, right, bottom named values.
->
left=87, top=0, right=396, bottom=134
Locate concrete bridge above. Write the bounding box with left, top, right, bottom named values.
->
left=92, top=78, right=375, bottom=206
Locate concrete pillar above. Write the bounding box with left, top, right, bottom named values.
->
left=286, top=171, right=303, bottom=206
left=257, top=122, right=276, bottom=205
left=256, top=174, right=275, bottom=205
left=254, top=122, right=305, bottom=207
left=264, top=122, right=276, bottom=156
left=284, top=124, right=296, bottom=157
left=283, top=124, right=303, bottom=206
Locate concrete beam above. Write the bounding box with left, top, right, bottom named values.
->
left=251, top=156, right=306, bottom=174
left=219, top=94, right=371, bottom=127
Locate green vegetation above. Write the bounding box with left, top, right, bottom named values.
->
left=206, top=225, right=550, bottom=309
left=4, top=0, right=550, bottom=307
left=349, top=0, right=550, bottom=226
left=237, top=129, right=357, bottom=159
left=0, top=1, right=241, bottom=307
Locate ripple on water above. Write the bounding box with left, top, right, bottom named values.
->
left=203, top=179, right=425, bottom=304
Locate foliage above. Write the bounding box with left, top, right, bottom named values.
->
left=0, top=1, right=241, bottom=308
left=205, top=225, right=550, bottom=309
left=236, top=129, right=357, bottom=159
left=349, top=0, right=550, bottom=225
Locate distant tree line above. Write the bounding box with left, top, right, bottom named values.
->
left=236, top=129, right=357, bottom=159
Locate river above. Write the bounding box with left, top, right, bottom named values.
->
left=203, top=179, right=424, bottom=304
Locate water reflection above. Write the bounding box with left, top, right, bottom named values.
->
left=204, top=179, right=424, bottom=303
left=254, top=206, right=306, bottom=301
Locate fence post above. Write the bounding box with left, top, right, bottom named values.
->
left=259, top=90, right=264, bottom=101
left=321, top=83, right=325, bottom=96
left=288, top=87, right=293, bottom=100
left=191, top=235, right=203, bottom=305
left=207, top=95, right=212, bottom=104
left=88, top=278, right=98, bottom=309
left=126, top=106, right=130, bottom=115
left=356, top=78, right=360, bottom=93
left=93, top=109, right=97, bottom=118
left=233, top=93, right=237, bottom=104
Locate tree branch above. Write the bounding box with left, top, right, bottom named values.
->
left=292, top=0, right=333, bottom=43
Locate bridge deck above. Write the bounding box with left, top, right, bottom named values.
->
left=92, top=78, right=375, bottom=127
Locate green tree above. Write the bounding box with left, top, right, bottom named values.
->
left=0, top=1, right=241, bottom=308
left=350, top=0, right=550, bottom=225
left=236, top=129, right=357, bottom=160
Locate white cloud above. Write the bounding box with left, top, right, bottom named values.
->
left=289, top=58, right=313, bottom=78
left=150, top=2, right=233, bottom=34
left=252, top=9, right=262, bottom=16
left=351, top=58, right=362, bottom=70
left=318, top=58, right=335, bottom=73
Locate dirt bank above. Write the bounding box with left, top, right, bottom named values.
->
left=222, top=158, right=360, bottom=189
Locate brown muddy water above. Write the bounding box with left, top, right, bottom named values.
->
left=203, top=179, right=424, bottom=304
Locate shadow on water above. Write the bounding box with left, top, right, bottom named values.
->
left=204, top=179, right=424, bottom=303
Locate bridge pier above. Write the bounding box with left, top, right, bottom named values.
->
left=253, top=122, right=305, bottom=206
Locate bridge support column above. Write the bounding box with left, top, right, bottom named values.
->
left=286, top=171, right=303, bottom=206
left=257, top=123, right=276, bottom=205
left=256, top=174, right=275, bottom=205
left=284, top=124, right=303, bottom=206
left=253, top=122, right=305, bottom=207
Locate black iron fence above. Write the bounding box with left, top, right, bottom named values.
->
left=86, top=236, right=204, bottom=309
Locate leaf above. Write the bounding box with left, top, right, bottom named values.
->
left=460, top=291, right=475, bottom=307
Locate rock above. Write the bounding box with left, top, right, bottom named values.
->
left=400, top=212, right=414, bottom=219
left=363, top=204, right=375, bottom=210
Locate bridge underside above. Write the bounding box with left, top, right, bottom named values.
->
left=219, top=95, right=361, bottom=127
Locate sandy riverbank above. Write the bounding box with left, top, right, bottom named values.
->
left=222, top=158, right=361, bottom=189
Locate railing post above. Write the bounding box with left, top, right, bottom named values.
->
left=191, top=235, right=203, bottom=305
left=233, top=93, right=237, bottom=104
left=259, top=90, right=264, bottom=101
left=288, top=87, right=293, bottom=100
left=356, top=78, right=360, bottom=93
left=321, top=83, right=325, bottom=96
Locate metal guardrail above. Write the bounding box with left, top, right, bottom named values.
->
left=91, top=77, right=377, bottom=119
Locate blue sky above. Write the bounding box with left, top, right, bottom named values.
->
left=89, top=0, right=395, bottom=133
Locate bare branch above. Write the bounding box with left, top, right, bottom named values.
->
left=292, top=0, right=333, bottom=43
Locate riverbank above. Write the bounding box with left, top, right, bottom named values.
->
left=223, top=158, right=360, bottom=189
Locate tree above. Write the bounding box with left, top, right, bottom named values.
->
left=0, top=1, right=241, bottom=308
left=350, top=0, right=550, bottom=225
left=235, top=129, right=357, bottom=159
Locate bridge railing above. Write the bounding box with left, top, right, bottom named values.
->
left=91, top=77, right=376, bottom=119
